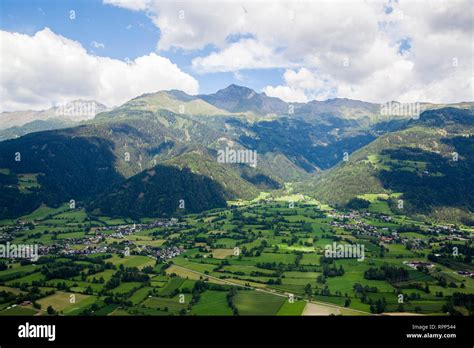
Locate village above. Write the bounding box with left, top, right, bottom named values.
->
left=327, top=210, right=467, bottom=252
left=0, top=217, right=182, bottom=259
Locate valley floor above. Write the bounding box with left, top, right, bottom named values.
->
left=0, top=194, right=473, bottom=316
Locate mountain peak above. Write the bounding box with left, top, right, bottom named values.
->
left=216, top=84, right=256, bottom=97
left=198, top=84, right=287, bottom=115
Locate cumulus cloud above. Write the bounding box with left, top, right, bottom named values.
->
left=0, top=28, right=199, bottom=112
left=192, top=39, right=292, bottom=73
left=105, top=0, right=473, bottom=103
left=263, top=85, right=308, bottom=103
left=264, top=68, right=333, bottom=102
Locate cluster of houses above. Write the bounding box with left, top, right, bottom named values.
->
left=330, top=219, right=379, bottom=236
left=399, top=235, right=427, bottom=250
left=0, top=221, right=32, bottom=241
left=329, top=211, right=435, bottom=251
left=1, top=218, right=181, bottom=259
left=54, top=235, right=110, bottom=256
left=96, top=219, right=177, bottom=239
left=327, top=211, right=359, bottom=220
left=156, top=246, right=184, bottom=260
left=53, top=218, right=185, bottom=260
left=60, top=244, right=110, bottom=256
left=427, top=225, right=461, bottom=235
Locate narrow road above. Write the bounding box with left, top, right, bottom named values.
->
left=125, top=236, right=372, bottom=315
left=167, top=262, right=372, bottom=315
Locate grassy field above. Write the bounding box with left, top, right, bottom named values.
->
left=142, top=295, right=189, bottom=312
left=111, top=282, right=142, bottom=295
left=129, top=287, right=152, bottom=305
left=0, top=306, right=39, bottom=316
left=277, top=299, right=306, bottom=315
left=108, top=255, right=155, bottom=269
left=191, top=290, right=233, bottom=315
left=233, top=290, right=286, bottom=315
left=0, top=198, right=472, bottom=316
left=37, top=292, right=92, bottom=313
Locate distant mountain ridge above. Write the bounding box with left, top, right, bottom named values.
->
left=302, top=107, right=474, bottom=223
left=0, top=100, right=109, bottom=140
left=0, top=85, right=473, bottom=220
left=0, top=100, right=109, bottom=128
left=2, top=85, right=473, bottom=134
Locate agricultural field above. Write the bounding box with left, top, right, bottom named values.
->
left=0, top=199, right=473, bottom=316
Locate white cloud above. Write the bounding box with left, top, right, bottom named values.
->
left=105, top=0, right=473, bottom=103
left=192, top=39, right=292, bottom=73
left=106, top=0, right=381, bottom=66
left=103, top=0, right=151, bottom=11
left=283, top=68, right=327, bottom=93
left=91, top=41, right=105, bottom=49
left=264, top=68, right=332, bottom=102
left=263, top=85, right=308, bottom=103
left=0, top=28, right=199, bottom=112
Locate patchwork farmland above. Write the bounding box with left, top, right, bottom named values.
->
left=0, top=197, right=473, bottom=316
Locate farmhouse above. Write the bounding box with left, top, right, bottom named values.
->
left=404, top=261, right=434, bottom=270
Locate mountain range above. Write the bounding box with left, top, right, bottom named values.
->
left=0, top=85, right=473, bottom=222
left=0, top=100, right=108, bottom=141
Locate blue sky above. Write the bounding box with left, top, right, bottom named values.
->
left=0, top=0, right=284, bottom=96
left=1, top=0, right=158, bottom=60
left=0, top=0, right=471, bottom=111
